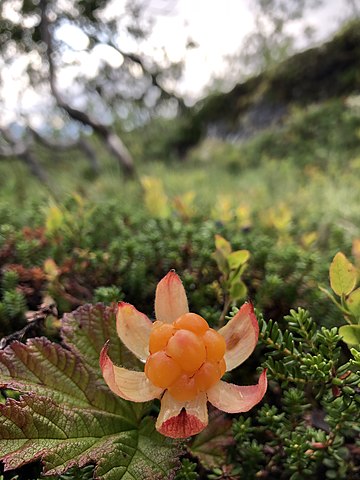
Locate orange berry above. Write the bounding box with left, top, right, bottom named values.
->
left=194, top=361, right=220, bottom=392
left=218, top=358, right=227, bottom=377
left=167, top=373, right=199, bottom=402
left=149, top=322, right=175, bottom=354
left=203, top=328, right=226, bottom=362
left=166, top=329, right=206, bottom=373
left=145, top=351, right=181, bottom=389
left=173, top=313, right=209, bottom=335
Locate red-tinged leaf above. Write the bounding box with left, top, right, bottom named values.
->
left=0, top=395, right=181, bottom=479
left=189, top=409, right=234, bottom=469
left=0, top=337, right=132, bottom=413
left=0, top=304, right=182, bottom=479
left=62, top=303, right=140, bottom=371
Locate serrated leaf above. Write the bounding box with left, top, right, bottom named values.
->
left=0, top=396, right=180, bottom=479
left=190, top=410, right=234, bottom=469
left=329, top=252, right=357, bottom=296
left=339, top=325, right=360, bottom=346
left=96, top=417, right=181, bottom=480
left=62, top=303, right=139, bottom=371
left=347, top=288, right=360, bottom=319
left=0, top=337, right=133, bottom=415
left=227, top=250, right=250, bottom=270
left=0, top=304, right=182, bottom=479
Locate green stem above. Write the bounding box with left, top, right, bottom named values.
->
left=219, top=296, right=232, bottom=327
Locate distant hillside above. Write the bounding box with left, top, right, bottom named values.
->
left=171, top=20, right=360, bottom=154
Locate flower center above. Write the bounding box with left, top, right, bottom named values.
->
left=145, top=313, right=226, bottom=402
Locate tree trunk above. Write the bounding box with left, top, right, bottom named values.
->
left=19, top=150, right=50, bottom=186
left=78, top=138, right=101, bottom=175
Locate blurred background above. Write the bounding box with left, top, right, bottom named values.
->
left=0, top=0, right=360, bottom=334
left=1, top=0, right=359, bottom=198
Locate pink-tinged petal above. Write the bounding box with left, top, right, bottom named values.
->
left=218, top=302, right=259, bottom=371
left=207, top=369, right=267, bottom=413
left=156, top=391, right=208, bottom=438
left=155, top=271, right=189, bottom=324
left=116, top=302, right=152, bottom=361
left=100, top=343, right=163, bottom=401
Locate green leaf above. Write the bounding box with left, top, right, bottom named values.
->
left=347, top=288, right=360, bottom=319
left=213, top=234, right=232, bottom=274
left=62, top=303, right=140, bottom=371
left=329, top=252, right=357, bottom=296
left=0, top=396, right=180, bottom=479
left=96, top=417, right=182, bottom=480
left=214, top=234, right=232, bottom=257
left=339, top=325, right=360, bottom=346
left=230, top=280, right=247, bottom=301
left=227, top=250, right=250, bottom=270
left=228, top=262, right=248, bottom=285
left=0, top=304, right=182, bottom=479
left=190, top=410, right=234, bottom=469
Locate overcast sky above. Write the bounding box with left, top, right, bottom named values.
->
left=54, top=0, right=351, bottom=101
left=144, top=0, right=351, bottom=99
left=0, top=0, right=355, bottom=126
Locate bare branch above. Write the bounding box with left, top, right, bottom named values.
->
left=0, top=128, right=29, bottom=157
left=109, top=41, right=186, bottom=110
left=39, top=0, right=135, bottom=176
left=29, top=127, right=80, bottom=151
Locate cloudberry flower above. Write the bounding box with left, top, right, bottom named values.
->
left=100, top=271, right=267, bottom=439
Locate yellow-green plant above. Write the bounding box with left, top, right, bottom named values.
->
left=320, top=252, right=360, bottom=347
left=172, top=191, right=197, bottom=220
left=213, top=234, right=250, bottom=325
left=44, top=201, right=65, bottom=236
left=141, top=176, right=171, bottom=218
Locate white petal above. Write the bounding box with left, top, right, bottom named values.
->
left=207, top=370, right=267, bottom=413
left=100, top=343, right=163, bottom=401
left=218, top=303, right=259, bottom=371
left=155, top=271, right=189, bottom=324
left=116, top=302, right=152, bottom=361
